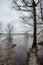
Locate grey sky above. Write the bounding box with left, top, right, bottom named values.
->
left=0, top=0, right=33, bottom=33
left=0, top=0, right=19, bottom=23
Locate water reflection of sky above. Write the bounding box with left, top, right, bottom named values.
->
left=0, top=35, right=43, bottom=65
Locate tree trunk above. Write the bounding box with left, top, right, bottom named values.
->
left=32, top=0, right=37, bottom=48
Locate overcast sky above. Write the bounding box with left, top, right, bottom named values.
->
left=0, top=0, right=33, bottom=33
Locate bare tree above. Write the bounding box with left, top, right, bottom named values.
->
left=4, top=22, right=16, bottom=65
left=6, top=23, right=13, bottom=44
left=11, top=0, right=42, bottom=49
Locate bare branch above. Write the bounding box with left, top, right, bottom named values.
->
left=35, top=0, right=40, bottom=6
left=21, top=20, right=33, bottom=27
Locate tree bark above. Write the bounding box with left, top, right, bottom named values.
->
left=32, top=0, right=37, bottom=48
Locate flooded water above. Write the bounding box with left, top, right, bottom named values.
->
left=0, top=35, right=43, bottom=65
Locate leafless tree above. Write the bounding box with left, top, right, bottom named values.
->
left=11, top=0, right=43, bottom=49
left=6, top=23, right=13, bottom=44
left=4, top=22, right=16, bottom=65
